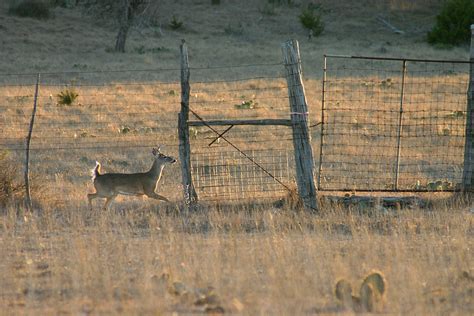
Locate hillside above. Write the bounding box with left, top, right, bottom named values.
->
left=0, top=0, right=470, bottom=78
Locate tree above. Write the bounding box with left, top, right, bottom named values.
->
left=427, top=0, right=474, bottom=46
left=79, top=0, right=158, bottom=52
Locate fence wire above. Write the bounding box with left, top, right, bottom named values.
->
left=0, top=62, right=298, bottom=206
left=1, top=56, right=471, bottom=207
left=0, top=70, right=183, bottom=206
left=318, top=56, right=470, bottom=191
left=185, top=63, right=299, bottom=201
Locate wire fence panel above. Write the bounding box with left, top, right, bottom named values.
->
left=186, top=63, right=299, bottom=201
left=0, top=69, right=184, bottom=207
left=0, top=62, right=299, bottom=207
left=399, top=61, right=468, bottom=191
left=192, top=148, right=295, bottom=201
left=2, top=55, right=470, bottom=208
left=319, top=56, right=469, bottom=191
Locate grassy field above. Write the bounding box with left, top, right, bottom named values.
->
left=0, top=198, right=473, bottom=314
left=1, top=0, right=473, bottom=314
left=0, top=54, right=472, bottom=316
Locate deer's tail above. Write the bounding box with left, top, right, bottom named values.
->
left=91, top=161, right=101, bottom=181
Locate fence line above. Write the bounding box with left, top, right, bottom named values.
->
left=0, top=62, right=284, bottom=78
left=324, top=54, right=474, bottom=64
left=1, top=38, right=473, bottom=211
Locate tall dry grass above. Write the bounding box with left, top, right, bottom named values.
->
left=0, top=0, right=472, bottom=313
left=0, top=198, right=472, bottom=314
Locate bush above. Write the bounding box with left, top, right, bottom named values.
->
left=169, top=15, right=183, bottom=30
left=8, top=0, right=52, bottom=20
left=57, top=88, right=79, bottom=106
left=427, top=0, right=474, bottom=46
left=299, top=4, right=324, bottom=37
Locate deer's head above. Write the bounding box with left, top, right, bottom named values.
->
left=152, top=147, right=177, bottom=164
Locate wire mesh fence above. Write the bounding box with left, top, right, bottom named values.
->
left=0, top=61, right=302, bottom=207
left=186, top=63, right=299, bottom=201
left=0, top=53, right=472, bottom=208
left=318, top=56, right=470, bottom=191
left=0, top=69, right=183, bottom=207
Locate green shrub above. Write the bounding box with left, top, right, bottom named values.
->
left=427, top=0, right=474, bottom=46
left=8, top=0, right=52, bottom=20
left=234, top=100, right=257, bottom=109
left=57, top=88, right=79, bottom=106
left=169, top=15, right=183, bottom=30
left=299, top=4, right=324, bottom=37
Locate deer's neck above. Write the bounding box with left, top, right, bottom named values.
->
left=148, top=159, right=165, bottom=181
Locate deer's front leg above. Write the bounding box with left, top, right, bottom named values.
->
left=103, top=195, right=117, bottom=210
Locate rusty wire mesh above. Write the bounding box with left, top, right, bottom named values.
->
left=318, top=56, right=470, bottom=191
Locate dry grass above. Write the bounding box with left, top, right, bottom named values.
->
left=0, top=199, right=473, bottom=314
left=0, top=0, right=473, bottom=314
left=1, top=69, right=469, bottom=313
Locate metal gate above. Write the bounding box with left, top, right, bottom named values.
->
left=317, top=55, right=470, bottom=192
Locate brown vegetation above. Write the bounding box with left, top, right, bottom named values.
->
left=0, top=201, right=473, bottom=314
left=0, top=0, right=473, bottom=314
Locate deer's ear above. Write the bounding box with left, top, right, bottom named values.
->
left=152, top=148, right=158, bottom=156
left=156, top=146, right=162, bottom=153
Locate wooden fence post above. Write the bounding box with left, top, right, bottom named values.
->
left=24, top=73, right=40, bottom=215
left=462, top=25, right=474, bottom=190
left=281, top=40, right=318, bottom=211
left=178, top=40, right=198, bottom=207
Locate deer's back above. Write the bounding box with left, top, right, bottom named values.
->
left=94, top=172, right=155, bottom=193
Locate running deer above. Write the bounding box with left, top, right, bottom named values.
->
left=87, top=147, right=176, bottom=210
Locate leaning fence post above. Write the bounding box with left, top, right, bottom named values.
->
left=462, top=25, right=474, bottom=190
left=281, top=39, right=318, bottom=211
left=178, top=40, right=198, bottom=208
left=24, top=73, right=40, bottom=215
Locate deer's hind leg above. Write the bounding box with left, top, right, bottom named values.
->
left=87, top=192, right=99, bottom=211
left=144, top=190, right=169, bottom=202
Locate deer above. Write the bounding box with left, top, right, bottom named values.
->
left=87, top=147, right=176, bottom=210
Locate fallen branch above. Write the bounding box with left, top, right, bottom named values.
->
left=376, top=15, right=405, bottom=35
